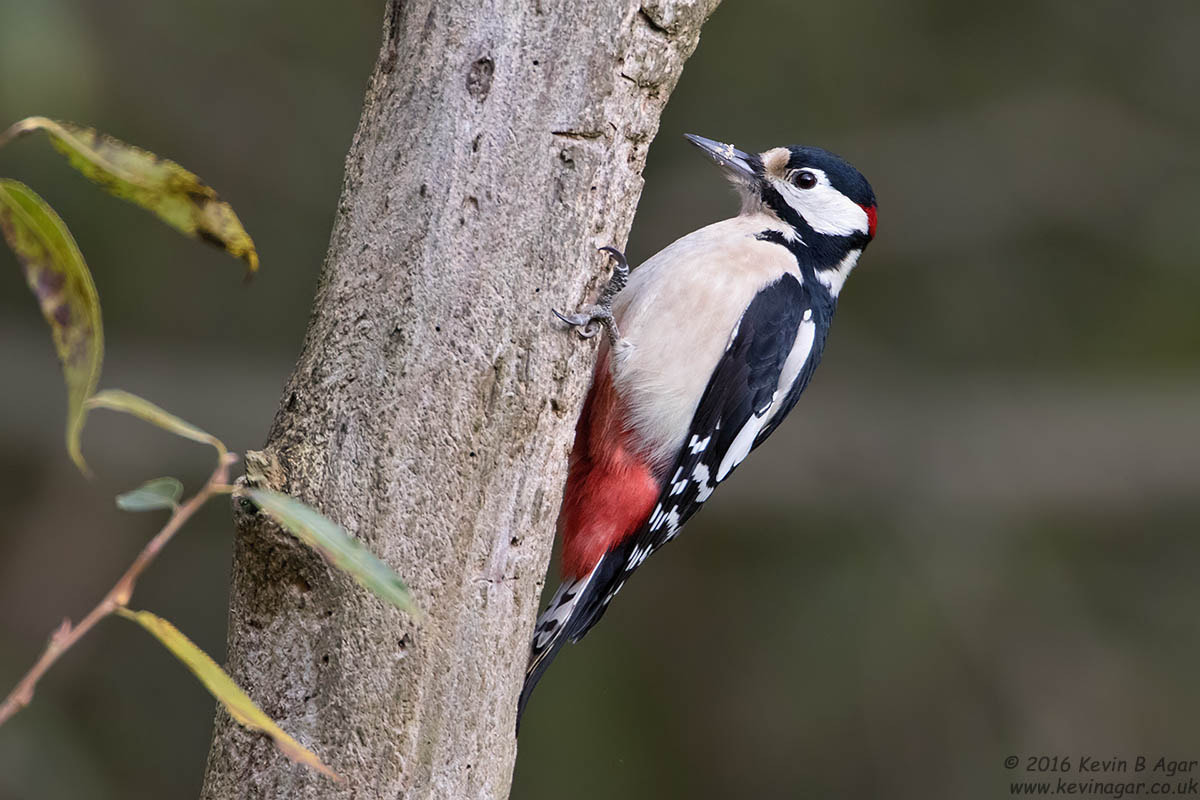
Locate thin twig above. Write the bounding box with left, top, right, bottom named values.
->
left=0, top=452, right=238, bottom=727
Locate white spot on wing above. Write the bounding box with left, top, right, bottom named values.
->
left=664, top=508, right=682, bottom=539
left=688, top=434, right=711, bottom=454
left=692, top=462, right=714, bottom=501
left=627, top=544, right=652, bottom=570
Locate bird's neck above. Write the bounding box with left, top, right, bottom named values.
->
left=814, top=248, right=861, bottom=299
left=749, top=218, right=862, bottom=301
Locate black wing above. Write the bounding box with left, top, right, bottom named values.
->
left=753, top=296, right=832, bottom=446
left=565, top=272, right=822, bottom=640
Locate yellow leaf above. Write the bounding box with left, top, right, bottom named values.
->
left=0, top=180, right=103, bottom=475
left=116, top=608, right=338, bottom=780
left=0, top=116, right=258, bottom=275
left=85, top=389, right=226, bottom=457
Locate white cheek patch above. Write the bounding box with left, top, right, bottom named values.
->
left=772, top=172, right=869, bottom=237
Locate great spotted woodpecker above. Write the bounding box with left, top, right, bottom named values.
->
left=519, top=134, right=877, bottom=727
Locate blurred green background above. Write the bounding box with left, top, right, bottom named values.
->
left=2, top=1, right=1198, bottom=798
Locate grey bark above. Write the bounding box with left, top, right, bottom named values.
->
left=199, top=1, right=719, bottom=798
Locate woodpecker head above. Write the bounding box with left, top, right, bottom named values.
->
left=685, top=134, right=877, bottom=258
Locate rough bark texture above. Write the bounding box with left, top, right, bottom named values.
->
left=199, top=1, right=719, bottom=798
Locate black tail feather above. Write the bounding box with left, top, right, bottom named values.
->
left=516, top=627, right=568, bottom=733
left=515, top=542, right=636, bottom=734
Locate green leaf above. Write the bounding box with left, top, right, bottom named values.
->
left=0, top=117, right=258, bottom=275
left=244, top=489, right=422, bottom=619
left=0, top=179, right=103, bottom=475
left=85, top=389, right=226, bottom=457
left=116, top=608, right=338, bottom=780
left=116, top=477, right=183, bottom=512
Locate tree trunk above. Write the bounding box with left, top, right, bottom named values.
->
left=199, top=1, right=719, bottom=798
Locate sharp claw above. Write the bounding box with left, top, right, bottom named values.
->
left=598, top=246, right=629, bottom=274
left=553, top=308, right=602, bottom=337
left=556, top=247, right=630, bottom=344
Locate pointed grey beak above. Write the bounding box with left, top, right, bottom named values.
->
left=684, top=134, right=757, bottom=181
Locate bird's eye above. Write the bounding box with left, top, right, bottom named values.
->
left=794, top=170, right=817, bottom=189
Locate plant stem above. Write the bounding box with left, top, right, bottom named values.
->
left=0, top=452, right=238, bottom=727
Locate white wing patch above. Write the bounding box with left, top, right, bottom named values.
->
left=716, top=418, right=762, bottom=482
left=687, top=434, right=711, bottom=454
left=715, top=318, right=817, bottom=482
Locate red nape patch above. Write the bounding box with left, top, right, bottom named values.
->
left=557, top=351, right=661, bottom=579
left=861, top=204, right=877, bottom=239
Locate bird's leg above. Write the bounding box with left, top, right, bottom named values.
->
left=553, top=246, right=630, bottom=348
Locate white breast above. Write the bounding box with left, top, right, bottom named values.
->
left=609, top=214, right=800, bottom=469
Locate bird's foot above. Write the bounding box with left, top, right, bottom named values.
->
left=553, top=246, right=629, bottom=348
left=552, top=305, right=614, bottom=340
